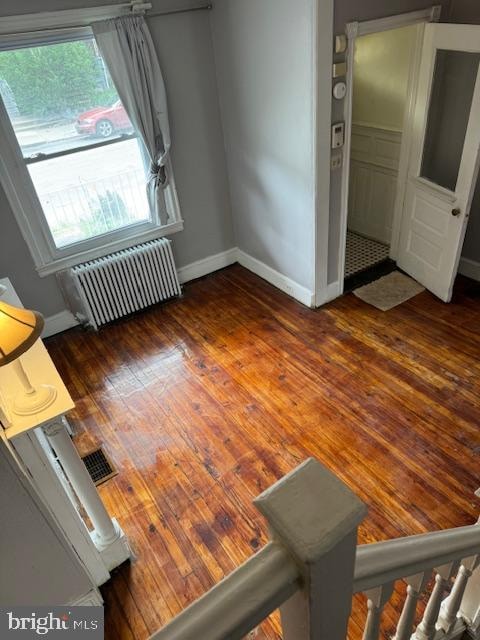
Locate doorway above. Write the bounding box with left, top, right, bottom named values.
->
left=344, top=24, right=418, bottom=289
left=338, top=12, right=480, bottom=303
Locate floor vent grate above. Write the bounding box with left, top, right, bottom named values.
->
left=81, top=447, right=117, bottom=486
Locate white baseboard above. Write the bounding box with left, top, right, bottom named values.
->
left=43, top=249, right=238, bottom=337
left=315, top=281, right=342, bottom=307
left=43, top=246, right=318, bottom=335
left=237, top=249, right=314, bottom=307
left=43, top=309, right=79, bottom=338
left=177, top=247, right=238, bottom=284
left=459, top=257, right=480, bottom=282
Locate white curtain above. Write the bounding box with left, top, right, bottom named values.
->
left=92, top=16, right=171, bottom=225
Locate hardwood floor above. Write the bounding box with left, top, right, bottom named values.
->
left=46, top=266, right=480, bottom=639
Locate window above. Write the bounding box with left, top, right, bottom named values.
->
left=0, top=28, right=182, bottom=274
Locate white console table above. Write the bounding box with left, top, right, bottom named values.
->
left=0, top=278, right=131, bottom=593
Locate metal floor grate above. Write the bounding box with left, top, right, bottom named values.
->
left=81, top=447, right=117, bottom=486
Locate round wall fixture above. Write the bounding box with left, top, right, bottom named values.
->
left=333, top=81, right=347, bottom=100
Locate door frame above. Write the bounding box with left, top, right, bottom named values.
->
left=336, top=5, right=442, bottom=292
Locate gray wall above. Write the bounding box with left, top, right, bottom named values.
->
left=0, top=438, right=93, bottom=605
left=0, top=0, right=234, bottom=316
left=211, top=0, right=317, bottom=293
left=149, top=8, right=234, bottom=266
left=462, top=185, right=480, bottom=262
left=328, top=0, right=452, bottom=284
left=0, top=0, right=124, bottom=13
left=0, top=186, right=67, bottom=316
left=448, top=0, right=480, bottom=25
left=447, top=0, right=480, bottom=263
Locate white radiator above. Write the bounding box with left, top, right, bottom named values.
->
left=70, top=238, right=181, bottom=329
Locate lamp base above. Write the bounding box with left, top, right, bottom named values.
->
left=13, top=384, right=57, bottom=416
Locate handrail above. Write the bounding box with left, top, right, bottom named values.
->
left=150, top=541, right=300, bottom=640
left=151, top=525, right=480, bottom=639
left=147, top=458, right=480, bottom=640
left=353, top=523, right=480, bottom=593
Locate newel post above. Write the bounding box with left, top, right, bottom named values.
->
left=254, top=458, right=367, bottom=640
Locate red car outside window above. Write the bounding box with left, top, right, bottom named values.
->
left=75, top=100, right=133, bottom=138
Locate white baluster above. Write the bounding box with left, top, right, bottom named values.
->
left=457, top=494, right=480, bottom=639
left=413, top=563, right=456, bottom=640
left=362, top=583, right=394, bottom=640
left=460, top=562, right=480, bottom=640
left=438, top=556, right=480, bottom=633
left=393, top=572, right=430, bottom=640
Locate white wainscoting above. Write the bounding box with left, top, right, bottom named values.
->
left=348, top=124, right=402, bottom=245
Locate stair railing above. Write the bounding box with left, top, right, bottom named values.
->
left=354, top=527, right=480, bottom=640
left=149, top=458, right=480, bottom=640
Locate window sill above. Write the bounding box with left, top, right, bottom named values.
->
left=36, top=220, right=184, bottom=277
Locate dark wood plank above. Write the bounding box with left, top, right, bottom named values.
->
left=46, top=266, right=480, bottom=639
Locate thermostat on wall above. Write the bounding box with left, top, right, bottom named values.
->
left=331, top=122, right=344, bottom=149
left=333, top=81, right=347, bottom=100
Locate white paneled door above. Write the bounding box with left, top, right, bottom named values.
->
left=397, top=24, right=480, bottom=302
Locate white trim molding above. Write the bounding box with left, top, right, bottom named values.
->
left=313, top=0, right=334, bottom=312
left=177, top=248, right=238, bottom=284
left=44, top=246, right=320, bottom=337
left=0, top=2, right=150, bottom=36
left=458, top=257, right=480, bottom=282
left=336, top=6, right=441, bottom=299
left=36, top=221, right=184, bottom=277
left=315, top=281, right=342, bottom=307
left=353, top=5, right=441, bottom=37
left=177, top=247, right=316, bottom=308
left=237, top=250, right=315, bottom=308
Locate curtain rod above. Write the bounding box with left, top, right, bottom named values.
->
left=0, top=4, right=213, bottom=39
left=147, top=4, right=212, bottom=18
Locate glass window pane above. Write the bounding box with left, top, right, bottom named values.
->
left=0, top=35, right=153, bottom=250
left=0, top=37, right=134, bottom=158
left=28, top=139, right=150, bottom=248
left=421, top=49, right=480, bottom=192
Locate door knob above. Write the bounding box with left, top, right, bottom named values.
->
left=452, top=207, right=461, bottom=217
